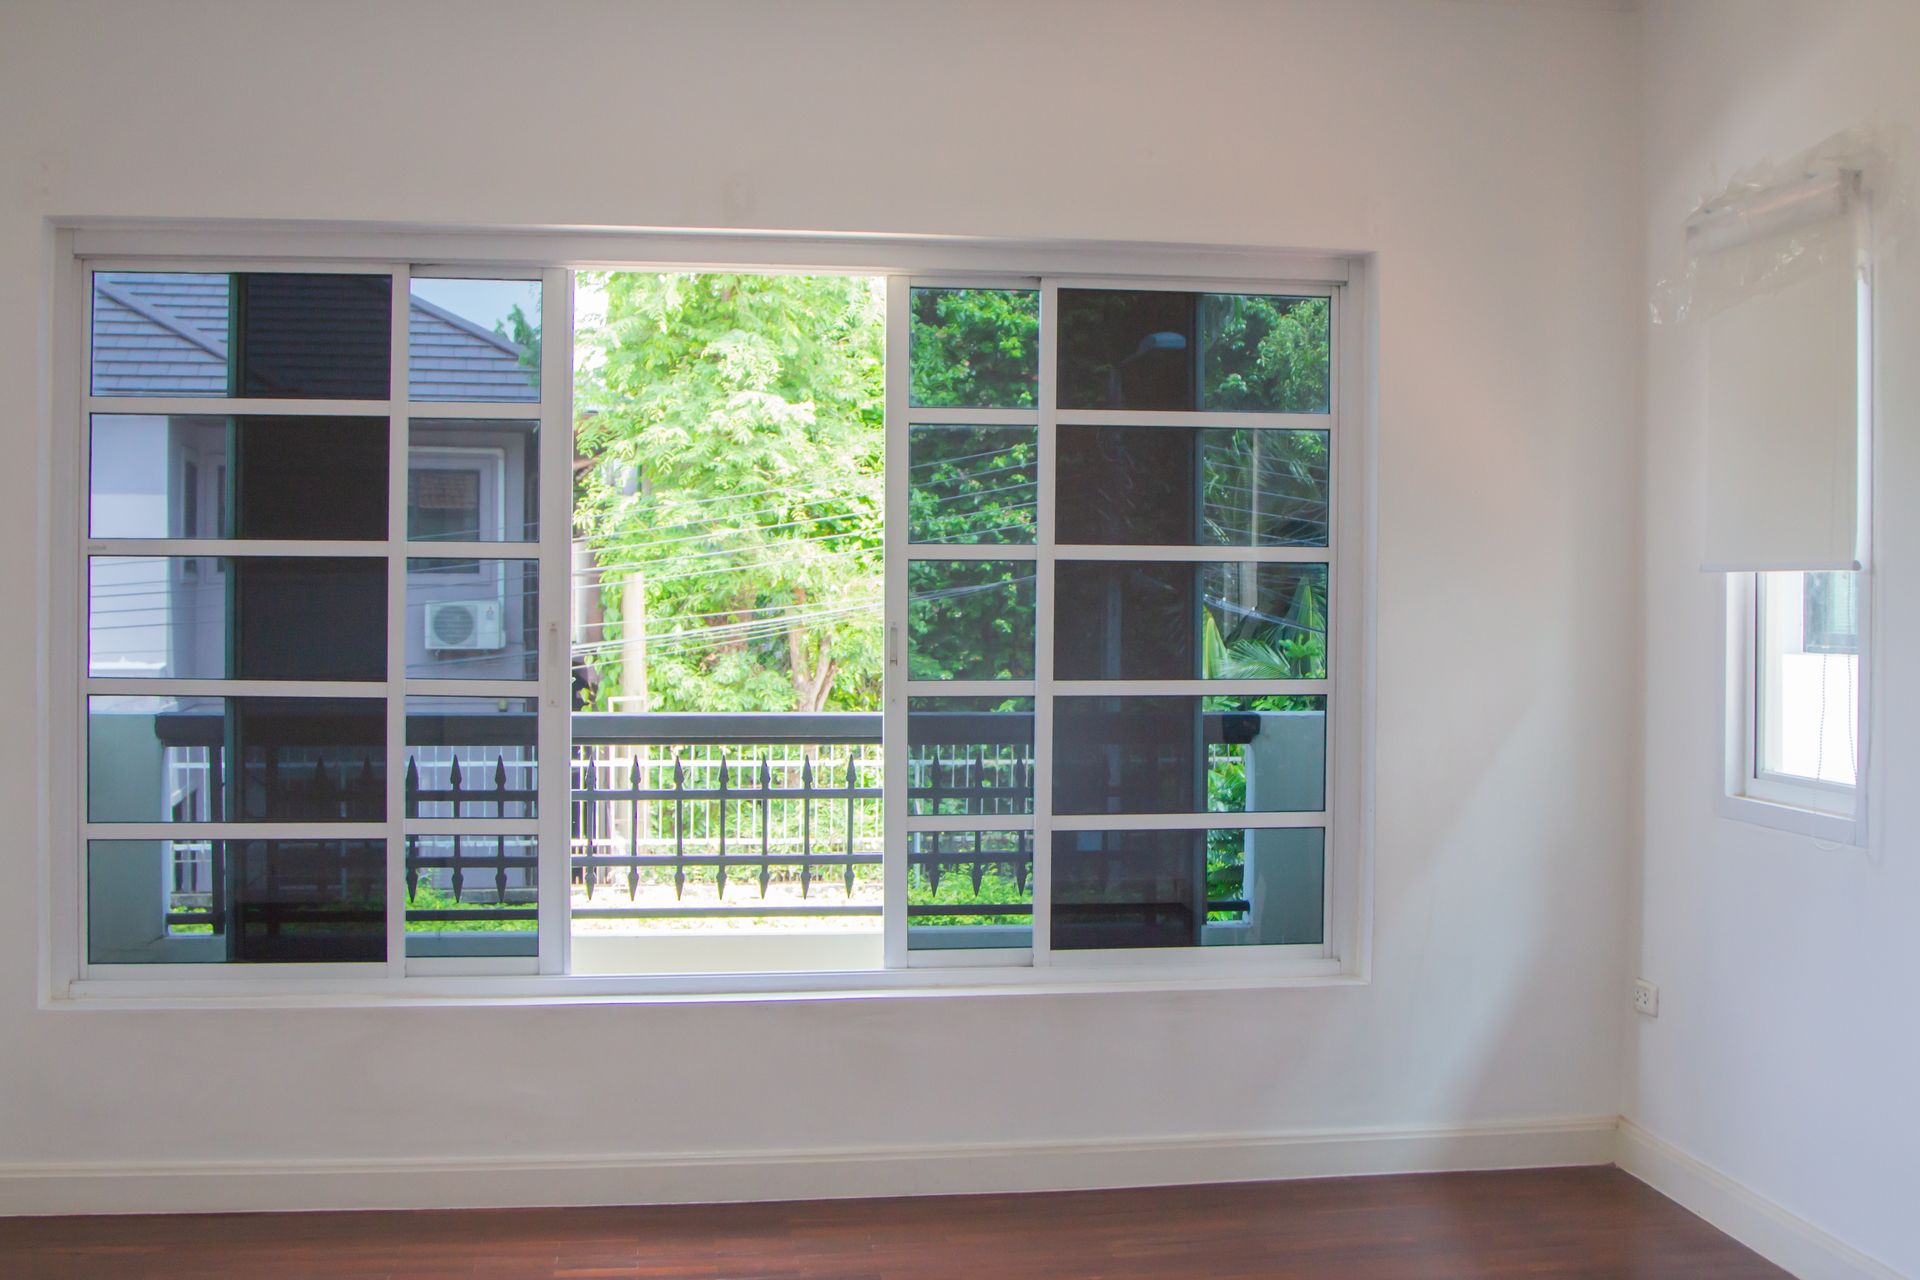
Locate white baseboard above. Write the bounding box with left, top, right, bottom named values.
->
left=0, top=1115, right=1617, bottom=1217
left=1617, top=1119, right=1908, bottom=1280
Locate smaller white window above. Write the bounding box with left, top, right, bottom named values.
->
left=1725, top=570, right=1866, bottom=840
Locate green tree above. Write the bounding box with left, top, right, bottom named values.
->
left=574, top=273, right=885, bottom=713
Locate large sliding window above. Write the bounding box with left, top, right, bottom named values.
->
left=64, top=234, right=1361, bottom=996
left=80, top=265, right=571, bottom=976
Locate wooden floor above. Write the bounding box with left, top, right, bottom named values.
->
left=0, top=1166, right=1787, bottom=1279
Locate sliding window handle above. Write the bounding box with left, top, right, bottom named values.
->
left=547, top=621, right=561, bottom=708
left=887, top=623, right=901, bottom=669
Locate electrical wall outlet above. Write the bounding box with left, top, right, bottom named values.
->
left=1633, top=978, right=1659, bottom=1017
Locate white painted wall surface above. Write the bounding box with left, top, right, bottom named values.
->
left=1634, top=2, right=1920, bottom=1275
left=0, top=0, right=1640, bottom=1209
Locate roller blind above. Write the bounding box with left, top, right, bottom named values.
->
left=1700, top=211, right=1863, bottom=572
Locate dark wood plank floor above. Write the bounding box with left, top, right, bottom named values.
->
left=0, top=1166, right=1787, bottom=1279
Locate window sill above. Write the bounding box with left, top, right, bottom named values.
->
left=1716, top=791, right=1862, bottom=845
left=52, top=955, right=1360, bottom=1010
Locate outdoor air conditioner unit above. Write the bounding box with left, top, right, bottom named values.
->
left=424, top=600, right=505, bottom=652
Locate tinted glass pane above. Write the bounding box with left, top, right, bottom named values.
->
left=405, top=697, right=538, bottom=818
left=88, top=556, right=386, bottom=681
left=409, top=420, right=539, bottom=543
left=409, top=278, right=542, bottom=403
left=88, top=414, right=387, bottom=541
left=908, top=287, right=1039, bottom=408
left=908, top=829, right=1032, bottom=950
left=908, top=696, right=1034, bottom=816
left=86, top=696, right=386, bottom=823
left=1054, top=562, right=1328, bottom=681
left=1051, top=827, right=1324, bottom=950
left=232, top=417, right=388, bottom=538
left=907, top=424, right=1037, bottom=544
left=234, top=558, right=386, bottom=680
left=1059, top=289, right=1195, bottom=410
left=1197, top=294, right=1332, bottom=412
left=407, top=558, right=540, bottom=680
left=1053, top=695, right=1326, bottom=815
left=91, top=272, right=233, bottom=397
left=88, top=838, right=386, bottom=964
left=1056, top=426, right=1328, bottom=546
left=907, top=560, right=1036, bottom=681
left=236, top=273, right=391, bottom=399
left=405, top=834, right=538, bottom=958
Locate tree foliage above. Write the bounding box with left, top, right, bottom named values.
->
left=573, top=273, right=885, bottom=713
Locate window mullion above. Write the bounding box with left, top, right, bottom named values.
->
left=1032, top=280, right=1059, bottom=967
left=385, top=265, right=411, bottom=980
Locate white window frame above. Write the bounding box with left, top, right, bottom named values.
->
left=43, top=222, right=1373, bottom=1005
left=1719, top=570, right=1869, bottom=844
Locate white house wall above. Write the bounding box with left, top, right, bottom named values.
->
left=0, top=0, right=1641, bottom=1211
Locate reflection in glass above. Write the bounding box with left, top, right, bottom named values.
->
left=235, top=273, right=393, bottom=399
left=1053, top=562, right=1328, bottom=681
left=1058, top=289, right=1331, bottom=412
left=88, top=415, right=389, bottom=541
left=1052, top=695, right=1326, bottom=815
left=908, top=697, right=1034, bottom=816
left=907, top=560, right=1036, bottom=681
left=907, top=829, right=1033, bottom=950
left=88, top=838, right=386, bottom=964
left=908, top=287, right=1039, bottom=408
left=405, top=697, right=538, bottom=818
left=406, top=558, right=539, bottom=681
left=1056, top=426, right=1328, bottom=546
left=907, top=424, right=1036, bottom=544
left=408, top=420, right=539, bottom=543
left=87, top=695, right=386, bottom=823
left=1051, top=827, right=1324, bottom=950
left=404, top=834, right=538, bottom=958
left=1059, top=289, right=1194, bottom=410
left=88, top=556, right=386, bottom=681
left=409, top=278, right=542, bottom=403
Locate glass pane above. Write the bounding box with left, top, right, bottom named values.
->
left=907, top=829, right=1033, bottom=951
left=408, top=278, right=542, bottom=403
left=88, top=414, right=387, bottom=541
left=87, top=695, right=386, bottom=823
left=88, top=556, right=386, bottom=681
left=1053, top=695, right=1326, bottom=815
left=908, top=287, right=1039, bottom=408
left=1058, top=289, right=1195, bottom=410
left=91, top=271, right=390, bottom=400
left=907, top=696, right=1034, bottom=816
left=406, top=558, right=540, bottom=680
left=405, top=696, right=538, bottom=818
left=91, top=272, right=233, bottom=397
left=1054, top=562, right=1328, bottom=681
left=907, top=424, right=1037, bottom=545
left=408, top=420, right=539, bottom=543
left=1051, top=827, right=1324, bottom=950
left=1059, top=289, right=1332, bottom=413
left=235, top=273, right=392, bottom=399
left=404, top=834, right=538, bottom=958
left=88, top=839, right=386, bottom=964
left=1197, top=294, right=1331, bottom=412
left=907, top=560, right=1035, bottom=681
left=1757, top=571, right=1860, bottom=785
left=1056, top=426, right=1328, bottom=546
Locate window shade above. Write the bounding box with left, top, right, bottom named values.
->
left=1701, top=228, right=1863, bottom=572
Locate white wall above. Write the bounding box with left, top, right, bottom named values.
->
left=1633, top=2, right=1920, bottom=1275
left=0, top=0, right=1641, bottom=1209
